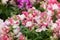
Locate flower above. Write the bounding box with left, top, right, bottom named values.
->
left=16, top=32, right=22, bottom=37
left=26, top=21, right=33, bottom=27
left=19, top=14, right=26, bottom=20
left=48, top=0, right=57, bottom=4
left=30, top=0, right=36, bottom=4
left=0, top=19, right=6, bottom=33
left=52, top=4, right=58, bottom=10
left=19, top=35, right=24, bottom=40
left=22, top=11, right=29, bottom=17
left=51, top=23, right=57, bottom=30
left=1, top=34, right=8, bottom=40
left=13, top=27, right=20, bottom=35
left=56, top=19, right=60, bottom=26
left=47, top=10, right=53, bottom=17
left=36, top=26, right=47, bottom=32
left=2, top=0, right=8, bottom=4
left=17, top=0, right=32, bottom=9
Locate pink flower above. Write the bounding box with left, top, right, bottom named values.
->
left=22, top=11, right=29, bottom=17
left=16, top=15, right=21, bottom=20
left=2, top=35, right=8, bottom=40
left=40, top=12, right=48, bottom=18
left=22, top=21, right=26, bottom=26
left=17, top=0, right=32, bottom=9
left=57, top=3, right=60, bottom=8
left=57, top=26, right=60, bottom=30
left=2, top=27, right=10, bottom=34
left=48, top=0, right=57, bottom=4
left=56, top=19, right=60, bottom=26
left=40, top=22, right=48, bottom=26
left=29, top=25, right=34, bottom=30
left=32, top=13, right=37, bottom=17
left=8, top=18, right=14, bottom=25
left=47, top=4, right=53, bottom=11
left=19, top=35, right=24, bottom=40
left=26, top=17, right=33, bottom=21
left=15, top=21, right=20, bottom=25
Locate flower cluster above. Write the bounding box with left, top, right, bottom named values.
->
left=0, top=0, right=60, bottom=40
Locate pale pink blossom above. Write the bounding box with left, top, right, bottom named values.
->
left=48, top=0, right=57, bottom=4
left=19, top=35, right=24, bottom=40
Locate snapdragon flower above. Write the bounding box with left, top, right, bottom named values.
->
left=17, top=0, right=32, bottom=9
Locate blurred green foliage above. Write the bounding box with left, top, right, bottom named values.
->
left=33, top=3, right=45, bottom=12
left=57, top=0, right=60, bottom=3
left=0, top=4, right=20, bottom=20
left=20, top=25, right=52, bottom=40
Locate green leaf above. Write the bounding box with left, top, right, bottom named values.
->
left=38, top=7, right=45, bottom=12
left=33, top=3, right=45, bottom=12
left=57, top=0, right=60, bottom=3
left=33, top=3, right=40, bottom=9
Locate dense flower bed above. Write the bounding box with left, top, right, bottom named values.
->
left=0, top=0, right=60, bottom=40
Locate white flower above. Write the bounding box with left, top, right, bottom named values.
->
left=42, top=26, right=47, bottom=31
left=16, top=32, right=22, bottom=37
left=36, top=26, right=47, bottom=32
left=34, top=16, right=40, bottom=24
left=32, top=7, right=36, bottom=9
left=20, top=14, right=25, bottom=20
left=43, top=3, right=47, bottom=9
left=0, top=19, right=4, bottom=25
left=14, top=20, right=19, bottom=25
left=5, top=20, right=10, bottom=25
left=47, top=10, right=52, bottom=17
left=2, top=0, right=8, bottom=4
left=0, top=19, right=5, bottom=33
left=28, top=14, right=33, bottom=18
left=13, top=25, right=19, bottom=29
left=51, top=23, right=57, bottom=30
left=52, top=4, right=58, bottom=10
left=26, top=21, right=32, bottom=27
left=13, top=28, right=20, bottom=35
left=36, top=28, right=42, bottom=32
left=0, top=19, right=4, bottom=29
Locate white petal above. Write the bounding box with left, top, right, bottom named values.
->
left=20, top=14, right=25, bottom=20
left=26, top=21, right=32, bottom=27
left=52, top=4, right=58, bottom=10
left=36, top=28, right=42, bottom=32
left=51, top=23, right=57, bottom=30
left=2, top=0, right=8, bottom=4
